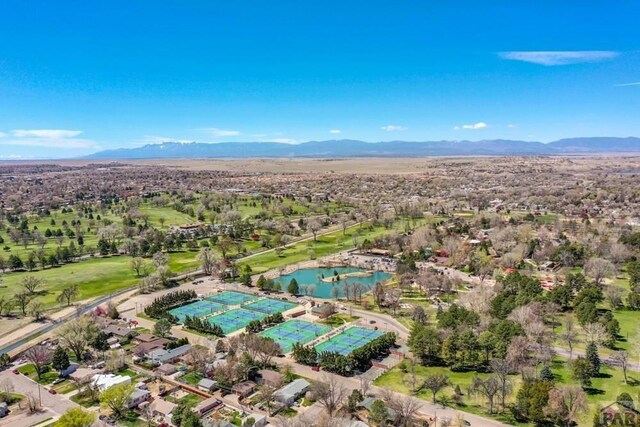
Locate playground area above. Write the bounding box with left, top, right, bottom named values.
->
left=259, top=319, right=332, bottom=353
left=169, top=299, right=227, bottom=322
left=206, top=308, right=267, bottom=334
left=314, top=326, right=383, bottom=356
left=207, top=290, right=257, bottom=306
left=243, top=298, right=298, bottom=315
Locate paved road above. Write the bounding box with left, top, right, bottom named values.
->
left=0, top=369, right=78, bottom=427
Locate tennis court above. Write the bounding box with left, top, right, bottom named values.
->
left=169, top=300, right=227, bottom=323
left=314, top=326, right=384, bottom=356
left=243, top=298, right=298, bottom=315
left=206, top=308, right=267, bottom=334
left=206, top=290, right=257, bottom=306
left=260, top=319, right=332, bottom=353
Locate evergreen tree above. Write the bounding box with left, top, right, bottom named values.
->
left=586, top=341, right=601, bottom=377
left=539, top=364, right=554, bottom=382
left=52, top=345, right=70, bottom=375
left=287, top=278, right=299, bottom=295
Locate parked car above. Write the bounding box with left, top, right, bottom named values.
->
left=48, top=389, right=57, bottom=395
left=312, top=366, right=320, bottom=372
left=52, top=378, right=65, bottom=385
left=12, top=369, right=19, bottom=375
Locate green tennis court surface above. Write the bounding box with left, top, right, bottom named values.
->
left=207, top=308, right=267, bottom=334
left=169, top=300, right=227, bottom=323
left=260, top=319, right=331, bottom=353
left=207, top=290, right=257, bottom=306
left=315, top=326, right=383, bottom=356
left=243, top=298, right=298, bottom=315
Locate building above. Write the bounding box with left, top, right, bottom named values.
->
left=194, top=397, right=223, bottom=415
left=133, top=338, right=169, bottom=357
left=93, top=374, right=131, bottom=392
left=155, top=364, right=178, bottom=376
left=148, top=344, right=191, bottom=364
left=69, top=367, right=99, bottom=384
left=231, top=380, right=256, bottom=398
left=128, top=389, right=151, bottom=409
left=197, top=378, right=218, bottom=392
left=273, top=379, right=310, bottom=405
left=257, top=369, right=284, bottom=388
left=151, top=398, right=177, bottom=420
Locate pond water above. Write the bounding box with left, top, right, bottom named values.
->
left=272, top=267, right=392, bottom=299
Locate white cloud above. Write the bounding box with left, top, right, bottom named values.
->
left=0, top=131, right=6, bottom=138
left=381, top=125, right=408, bottom=132
left=329, top=129, right=342, bottom=134
left=142, top=135, right=193, bottom=145
left=269, top=138, right=298, bottom=144
left=11, top=129, right=83, bottom=138
left=453, top=122, right=488, bottom=131
left=0, top=129, right=96, bottom=148
left=499, top=51, right=619, bottom=66
left=202, top=127, right=241, bottom=137
left=616, top=82, right=640, bottom=87
left=507, top=124, right=517, bottom=128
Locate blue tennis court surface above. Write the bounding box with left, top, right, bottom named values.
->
left=169, top=300, right=227, bottom=323
left=243, top=298, right=298, bottom=315
left=207, top=308, right=267, bottom=334
left=314, top=327, right=383, bottom=355
left=207, top=291, right=257, bottom=306
left=260, top=319, right=331, bottom=353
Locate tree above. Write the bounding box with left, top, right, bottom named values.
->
left=24, top=345, right=51, bottom=380
left=611, top=351, right=629, bottom=384
left=100, top=383, right=134, bottom=418
left=307, top=217, right=323, bottom=241
left=422, top=373, right=449, bottom=403
left=28, top=299, right=45, bottom=321
left=57, top=407, right=96, bottom=427
left=369, top=399, right=389, bottom=426
left=130, top=257, right=148, bottom=277
left=559, top=317, right=579, bottom=360
left=287, top=278, right=299, bottom=295
left=584, top=258, right=616, bottom=286
left=197, top=247, right=217, bottom=276
left=490, top=358, right=513, bottom=411
left=311, top=374, right=347, bottom=417
left=52, top=345, right=70, bottom=375
left=57, top=285, right=79, bottom=306
left=57, top=317, right=97, bottom=361
left=544, top=385, right=587, bottom=427
left=572, top=357, right=592, bottom=388
left=14, top=291, right=31, bottom=315
left=513, top=379, right=553, bottom=423
left=154, top=318, right=172, bottom=338
left=21, top=275, right=43, bottom=295
left=347, top=389, right=364, bottom=413
left=470, top=376, right=501, bottom=414
left=585, top=341, right=601, bottom=377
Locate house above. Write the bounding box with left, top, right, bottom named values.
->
left=128, top=389, right=151, bottom=409
left=231, top=380, right=256, bottom=398
left=154, top=364, right=176, bottom=376
left=359, top=397, right=397, bottom=422
left=93, top=374, right=131, bottom=392
left=150, top=398, right=177, bottom=419
left=61, top=363, right=79, bottom=377
left=133, top=338, right=169, bottom=357
left=0, top=402, right=8, bottom=417
left=70, top=367, right=99, bottom=384
left=135, top=333, right=162, bottom=343
left=273, top=379, right=310, bottom=405
left=257, top=369, right=284, bottom=388
left=148, top=344, right=191, bottom=364
left=194, top=397, right=223, bottom=415
left=197, top=378, right=218, bottom=392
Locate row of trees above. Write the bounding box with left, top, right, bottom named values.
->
left=143, top=289, right=197, bottom=319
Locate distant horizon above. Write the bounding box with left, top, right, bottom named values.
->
left=1, top=2, right=639, bottom=158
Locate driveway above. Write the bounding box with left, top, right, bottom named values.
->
left=0, top=369, right=78, bottom=427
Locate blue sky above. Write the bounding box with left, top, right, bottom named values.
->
left=0, top=1, right=639, bottom=158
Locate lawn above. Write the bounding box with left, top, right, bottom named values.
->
left=181, top=371, right=203, bottom=386
left=320, top=313, right=359, bottom=327
left=17, top=363, right=59, bottom=384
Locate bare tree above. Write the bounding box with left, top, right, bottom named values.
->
left=130, top=257, right=148, bottom=277
left=584, top=257, right=616, bottom=286
left=611, top=351, right=629, bottom=384
left=583, top=322, right=609, bottom=346
left=24, top=345, right=51, bottom=380
left=56, top=284, right=79, bottom=306
left=22, top=276, right=44, bottom=295
left=544, top=385, right=587, bottom=427
left=382, top=390, right=422, bottom=427
left=311, top=374, right=348, bottom=417
left=560, top=317, right=579, bottom=360
left=422, top=373, right=449, bottom=403
left=197, top=246, right=217, bottom=275
left=490, top=358, right=513, bottom=412
left=470, top=376, right=501, bottom=414
left=359, top=376, right=372, bottom=397
left=57, top=317, right=97, bottom=361
left=307, top=217, right=323, bottom=241
left=14, top=292, right=31, bottom=316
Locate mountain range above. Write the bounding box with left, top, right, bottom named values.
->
left=84, top=137, right=640, bottom=159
